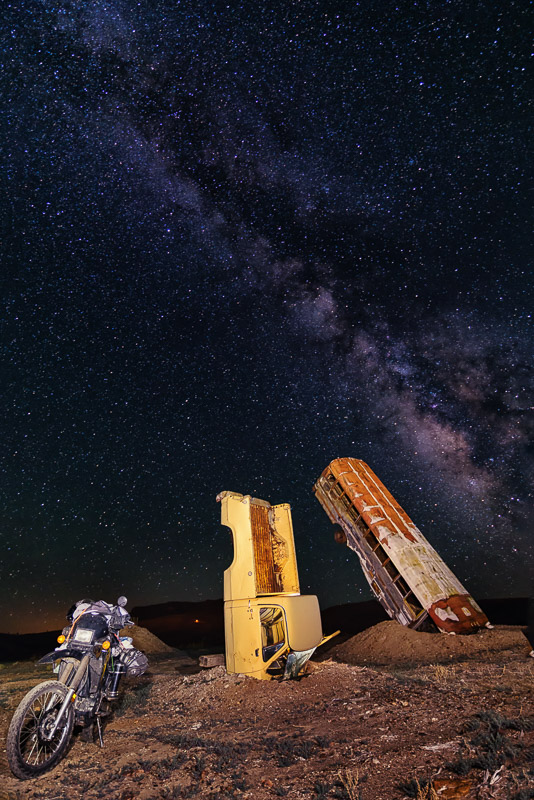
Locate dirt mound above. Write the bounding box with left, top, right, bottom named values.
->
left=333, top=621, right=530, bottom=666
left=120, top=624, right=190, bottom=659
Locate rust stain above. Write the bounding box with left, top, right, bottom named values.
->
left=250, top=504, right=282, bottom=594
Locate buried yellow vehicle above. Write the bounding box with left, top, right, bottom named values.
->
left=217, top=491, right=337, bottom=680
left=313, top=458, right=490, bottom=635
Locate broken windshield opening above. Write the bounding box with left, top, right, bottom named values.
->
left=260, top=606, right=286, bottom=661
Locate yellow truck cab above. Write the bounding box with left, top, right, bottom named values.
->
left=217, top=491, right=337, bottom=680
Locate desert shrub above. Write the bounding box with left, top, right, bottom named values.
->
left=118, top=762, right=140, bottom=777
left=465, top=710, right=534, bottom=733
left=116, top=683, right=151, bottom=715
left=192, top=753, right=206, bottom=774
left=155, top=728, right=253, bottom=782
left=213, top=753, right=235, bottom=773
left=137, top=757, right=158, bottom=771
left=299, top=739, right=315, bottom=759
left=212, top=740, right=249, bottom=759
left=264, top=734, right=319, bottom=766
left=127, top=754, right=185, bottom=779
left=160, top=731, right=207, bottom=748
left=315, top=734, right=331, bottom=748
left=396, top=778, right=438, bottom=799
left=230, top=771, right=248, bottom=791
left=447, top=711, right=533, bottom=776
left=212, top=744, right=249, bottom=773
left=154, top=754, right=187, bottom=779
left=161, top=786, right=196, bottom=799
left=313, top=781, right=332, bottom=799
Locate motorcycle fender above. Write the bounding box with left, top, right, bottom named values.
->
left=37, top=647, right=87, bottom=665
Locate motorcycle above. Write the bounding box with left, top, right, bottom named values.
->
left=7, top=596, right=148, bottom=780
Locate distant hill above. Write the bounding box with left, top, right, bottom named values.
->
left=0, top=597, right=529, bottom=661
left=130, top=598, right=225, bottom=648
left=0, top=629, right=62, bottom=662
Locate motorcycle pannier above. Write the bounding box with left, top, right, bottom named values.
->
left=121, top=648, right=148, bottom=676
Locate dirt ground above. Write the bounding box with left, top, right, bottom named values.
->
left=0, top=623, right=532, bottom=800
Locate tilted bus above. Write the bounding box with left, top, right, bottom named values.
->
left=313, top=458, right=489, bottom=634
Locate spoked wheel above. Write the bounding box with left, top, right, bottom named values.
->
left=7, top=680, right=74, bottom=779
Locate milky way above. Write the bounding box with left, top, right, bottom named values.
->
left=1, top=0, right=532, bottom=632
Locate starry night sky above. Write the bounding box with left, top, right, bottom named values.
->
left=1, top=0, right=532, bottom=633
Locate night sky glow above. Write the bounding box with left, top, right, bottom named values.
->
left=1, top=0, right=532, bottom=633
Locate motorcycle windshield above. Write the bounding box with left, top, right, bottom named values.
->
left=71, top=612, right=109, bottom=640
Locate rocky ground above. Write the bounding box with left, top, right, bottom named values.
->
left=0, top=623, right=532, bottom=800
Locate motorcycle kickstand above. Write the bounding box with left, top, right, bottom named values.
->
left=96, top=716, right=104, bottom=748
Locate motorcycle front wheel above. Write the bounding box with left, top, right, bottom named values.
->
left=7, top=680, right=74, bottom=779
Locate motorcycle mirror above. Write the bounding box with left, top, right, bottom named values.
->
left=117, top=596, right=128, bottom=607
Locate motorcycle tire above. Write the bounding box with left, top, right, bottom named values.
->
left=7, top=680, right=74, bottom=779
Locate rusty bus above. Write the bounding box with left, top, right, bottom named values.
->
left=313, top=458, right=489, bottom=634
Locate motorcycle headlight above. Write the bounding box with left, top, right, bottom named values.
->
left=73, top=628, right=95, bottom=644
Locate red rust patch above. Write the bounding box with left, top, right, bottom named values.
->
left=429, top=594, right=489, bottom=634
left=433, top=777, right=475, bottom=798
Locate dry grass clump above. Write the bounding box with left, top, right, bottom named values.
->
left=398, top=777, right=439, bottom=799
left=337, top=768, right=363, bottom=800
left=431, top=663, right=456, bottom=683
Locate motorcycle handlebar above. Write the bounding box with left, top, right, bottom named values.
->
left=109, top=602, right=133, bottom=631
